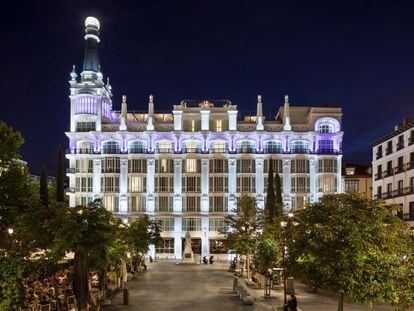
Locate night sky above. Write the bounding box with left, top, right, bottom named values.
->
left=1, top=1, right=414, bottom=174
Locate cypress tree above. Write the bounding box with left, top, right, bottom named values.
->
left=265, top=159, right=276, bottom=223
left=39, top=165, right=49, bottom=208
left=274, top=172, right=283, bottom=218
left=56, top=145, right=65, bottom=202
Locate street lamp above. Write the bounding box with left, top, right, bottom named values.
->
left=7, top=228, right=14, bottom=250
left=7, top=228, right=14, bottom=235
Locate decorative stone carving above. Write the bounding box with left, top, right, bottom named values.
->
left=201, top=159, right=209, bottom=166
left=120, top=159, right=128, bottom=167
left=174, top=159, right=182, bottom=167
left=229, top=159, right=236, bottom=167
left=283, top=159, right=290, bottom=167
left=147, top=159, right=155, bottom=166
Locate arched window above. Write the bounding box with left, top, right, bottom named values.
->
left=156, top=140, right=173, bottom=153
left=129, top=141, right=147, bottom=154
left=210, top=140, right=228, bottom=153
left=236, top=140, right=255, bottom=154
left=102, top=141, right=120, bottom=154
left=264, top=141, right=283, bottom=154
left=319, top=124, right=333, bottom=133
left=76, top=141, right=94, bottom=154
left=290, top=141, right=310, bottom=154
left=183, top=140, right=201, bottom=153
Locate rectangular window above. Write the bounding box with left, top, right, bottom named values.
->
left=75, top=196, right=93, bottom=206
left=291, top=159, right=310, bottom=173
left=183, top=196, right=201, bottom=212
left=101, top=177, right=119, bottom=192
left=377, top=186, right=382, bottom=198
left=209, top=159, right=228, bottom=173
left=216, top=120, right=222, bottom=132
left=128, top=176, right=146, bottom=192
left=157, top=218, right=174, bottom=231
left=317, top=159, right=338, bottom=173
left=318, top=139, right=334, bottom=152
left=155, top=177, right=174, bottom=192
left=184, top=159, right=200, bottom=173
left=155, top=196, right=173, bottom=212
left=291, top=196, right=310, bottom=210
left=102, top=196, right=119, bottom=212
left=209, top=177, right=228, bottom=192
left=75, top=177, right=93, bottom=192
left=75, top=159, right=93, bottom=173
left=76, top=122, right=96, bottom=132
left=291, top=177, right=310, bottom=193
left=209, top=218, right=226, bottom=232
left=209, top=197, right=228, bottom=212
left=317, top=176, right=337, bottom=193
left=101, top=157, right=120, bottom=173
left=128, top=159, right=147, bottom=173
left=237, top=159, right=256, bottom=173
left=345, top=180, right=359, bottom=192
left=182, top=218, right=202, bottom=231
left=129, top=196, right=146, bottom=212
left=237, top=176, right=256, bottom=193
left=182, top=177, right=201, bottom=192
left=264, top=159, right=283, bottom=173
left=155, top=238, right=174, bottom=254
left=155, top=159, right=174, bottom=173
left=409, top=202, right=414, bottom=219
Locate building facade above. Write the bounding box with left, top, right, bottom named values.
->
left=342, top=164, right=372, bottom=198
left=372, top=117, right=414, bottom=229
left=66, top=17, right=344, bottom=259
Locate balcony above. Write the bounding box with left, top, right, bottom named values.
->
left=128, top=148, right=147, bottom=154
left=210, top=148, right=228, bottom=154
left=316, top=149, right=341, bottom=155
left=237, top=148, right=256, bottom=154
left=397, top=141, right=405, bottom=151
left=66, top=168, right=75, bottom=174
left=377, top=186, right=414, bottom=200
left=409, top=136, right=414, bottom=146
left=68, top=187, right=75, bottom=193
left=383, top=191, right=393, bottom=199
left=386, top=147, right=393, bottom=155
left=289, top=148, right=311, bottom=154
left=155, top=148, right=172, bottom=154
left=392, top=188, right=405, bottom=198
left=376, top=152, right=383, bottom=160
left=407, top=161, right=414, bottom=171
left=183, top=148, right=202, bottom=154
left=383, top=169, right=394, bottom=178
left=375, top=173, right=382, bottom=181
left=264, top=147, right=283, bottom=154
left=394, top=165, right=405, bottom=174
left=102, top=148, right=121, bottom=155
left=66, top=148, right=95, bottom=154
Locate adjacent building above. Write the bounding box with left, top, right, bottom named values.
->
left=342, top=164, right=372, bottom=198
left=372, top=117, right=414, bottom=229
left=66, top=17, right=344, bottom=259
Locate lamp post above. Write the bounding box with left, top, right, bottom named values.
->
left=280, top=221, right=287, bottom=306
left=7, top=228, right=14, bottom=249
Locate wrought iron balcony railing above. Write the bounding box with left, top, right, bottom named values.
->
left=396, top=142, right=405, bottom=151
left=263, top=148, right=283, bottom=154
left=128, top=148, right=147, bottom=154
left=394, top=165, right=405, bottom=174
left=386, top=147, right=393, bottom=155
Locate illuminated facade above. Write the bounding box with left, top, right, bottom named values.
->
left=66, top=17, right=344, bottom=259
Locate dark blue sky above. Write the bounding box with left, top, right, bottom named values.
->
left=1, top=0, right=414, bottom=174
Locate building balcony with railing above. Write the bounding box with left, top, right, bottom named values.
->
left=263, top=147, right=283, bottom=154
left=386, top=147, right=393, bottom=155
left=375, top=172, right=382, bottom=181
left=66, top=148, right=95, bottom=155
left=128, top=148, right=148, bottom=154
left=407, top=161, right=414, bottom=171
left=409, top=136, right=414, bottom=146
left=102, top=148, right=121, bottom=155
left=155, top=148, right=172, bottom=154
left=394, top=165, right=405, bottom=174
left=397, top=141, right=405, bottom=151
left=403, top=213, right=414, bottom=221
left=383, top=169, right=394, bottom=178
left=376, top=151, right=383, bottom=160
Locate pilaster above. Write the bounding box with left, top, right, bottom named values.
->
left=282, top=158, right=291, bottom=211
left=228, top=158, right=237, bottom=212
left=146, top=158, right=155, bottom=214
left=174, top=159, right=183, bottom=214
left=309, top=157, right=317, bottom=204
left=119, top=158, right=128, bottom=213
left=93, top=159, right=101, bottom=197
left=201, top=159, right=209, bottom=214
left=255, top=158, right=264, bottom=210
left=174, top=218, right=183, bottom=259
left=201, top=217, right=209, bottom=257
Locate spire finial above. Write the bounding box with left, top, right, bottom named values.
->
left=256, top=94, right=264, bottom=130
left=285, top=94, right=289, bottom=104
left=70, top=65, right=77, bottom=81
left=122, top=94, right=127, bottom=103
left=82, top=16, right=101, bottom=74
left=147, top=94, right=155, bottom=131
left=119, top=94, right=127, bottom=131
left=258, top=94, right=262, bottom=103
left=283, top=94, right=291, bottom=131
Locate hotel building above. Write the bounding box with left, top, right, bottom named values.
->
left=66, top=17, right=344, bottom=259
left=372, top=117, right=414, bottom=229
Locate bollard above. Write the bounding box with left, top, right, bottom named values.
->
left=123, top=287, right=129, bottom=305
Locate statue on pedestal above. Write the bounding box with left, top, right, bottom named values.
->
left=181, top=231, right=194, bottom=263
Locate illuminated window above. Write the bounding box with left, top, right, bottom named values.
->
left=216, top=120, right=222, bottom=132
left=319, top=124, right=333, bottom=133
left=211, top=140, right=228, bottom=153
left=185, top=159, right=198, bottom=173
left=191, top=120, right=195, bottom=132
left=128, top=176, right=146, bottom=192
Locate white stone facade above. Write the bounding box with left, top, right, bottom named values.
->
left=65, top=17, right=344, bottom=259
left=372, top=119, right=414, bottom=229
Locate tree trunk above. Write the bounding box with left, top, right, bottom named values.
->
left=246, top=253, right=251, bottom=281
left=338, top=294, right=344, bottom=311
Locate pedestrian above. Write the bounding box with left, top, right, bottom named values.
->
left=287, top=294, right=297, bottom=311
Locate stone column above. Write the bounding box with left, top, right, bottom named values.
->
left=200, top=159, right=209, bottom=214
left=174, top=217, right=183, bottom=259
left=255, top=158, right=264, bottom=210
left=96, top=96, right=102, bottom=131
left=146, top=158, right=155, bottom=214
left=201, top=217, right=210, bottom=257
left=337, top=155, right=343, bottom=193
left=309, top=157, right=317, bottom=204
left=119, top=158, right=128, bottom=214
left=93, top=159, right=101, bottom=198
left=282, top=159, right=291, bottom=211
left=173, top=159, right=183, bottom=214
left=228, top=158, right=237, bottom=212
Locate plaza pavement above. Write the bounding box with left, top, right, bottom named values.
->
left=104, top=261, right=395, bottom=311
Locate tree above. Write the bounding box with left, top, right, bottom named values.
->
left=125, top=215, right=161, bottom=268
left=225, top=195, right=262, bottom=281
left=0, top=121, right=24, bottom=169
left=289, top=193, right=412, bottom=311
left=39, top=165, right=49, bottom=208
left=56, top=145, right=65, bottom=203
left=274, top=172, right=283, bottom=219
left=0, top=252, right=26, bottom=310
